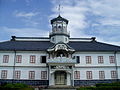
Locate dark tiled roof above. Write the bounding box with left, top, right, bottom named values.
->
left=51, top=15, right=68, bottom=24
left=0, top=41, right=53, bottom=51
left=68, top=41, right=120, bottom=51
left=0, top=40, right=120, bottom=51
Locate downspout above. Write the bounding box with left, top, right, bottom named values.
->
left=12, top=50, right=16, bottom=83
left=47, top=64, right=49, bottom=86
left=114, top=51, right=118, bottom=81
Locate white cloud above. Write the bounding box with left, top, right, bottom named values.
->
left=14, top=11, right=39, bottom=19
left=25, top=0, right=33, bottom=6
left=0, top=27, right=49, bottom=37
left=13, top=10, right=41, bottom=27
left=51, top=0, right=120, bottom=45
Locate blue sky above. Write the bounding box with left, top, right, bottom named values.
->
left=0, top=0, right=120, bottom=45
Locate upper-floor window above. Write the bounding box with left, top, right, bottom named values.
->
left=1, top=70, right=7, bottom=79
left=74, top=71, right=80, bottom=79
left=30, top=55, right=36, bottom=63
left=15, top=71, right=21, bottom=79
left=41, top=56, right=46, bottom=63
left=109, top=56, right=115, bottom=63
left=76, top=56, right=80, bottom=63
left=98, top=56, right=104, bottom=64
left=16, top=55, right=22, bottom=63
left=3, top=55, right=9, bottom=63
left=52, top=38, right=54, bottom=41
left=41, top=71, right=47, bottom=79
left=99, top=71, right=105, bottom=79
left=111, top=71, right=117, bottom=79
left=29, top=71, right=35, bottom=79
left=86, top=71, right=92, bottom=79
left=86, top=56, right=92, bottom=64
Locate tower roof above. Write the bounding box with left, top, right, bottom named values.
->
left=51, top=15, right=68, bottom=24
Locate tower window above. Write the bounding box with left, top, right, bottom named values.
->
left=58, top=26, right=61, bottom=28
left=41, top=56, right=46, bottom=63
left=65, top=38, right=67, bottom=42
left=52, top=38, right=54, bottom=42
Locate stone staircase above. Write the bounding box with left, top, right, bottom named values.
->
left=35, top=85, right=76, bottom=90
left=42, top=88, right=76, bottom=90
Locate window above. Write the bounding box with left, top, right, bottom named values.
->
left=3, top=55, right=9, bottom=63
left=99, top=71, right=105, bottom=79
left=76, top=56, right=80, bottom=63
left=98, top=56, right=104, bottom=64
left=52, top=37, right=54, bottom=42
left=86, top=71, right=92, bottom=79
left=109, top=56, right=115, bottom=63
left=41, top=71, right=47, bottom=79
left=30, top=55, right=36, bottom=63
left=1, top=70, right=7, bottom=79
left=29, top=71, right=35, bottom=79
left=15, top=71, right=21, bottom=79
left=65, top=38, right=67, bottom=42
left=86, top=56, right=92, bottom=64
left=41, top=56, right=46, bottom=63
left=111, top=71, right=117, bottom=79
left=74, top=71, right=80, bottom=79
left=16, top=55, right=22, bottom=63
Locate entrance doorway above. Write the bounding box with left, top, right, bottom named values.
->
left=55, top=71, right=66, bottom=85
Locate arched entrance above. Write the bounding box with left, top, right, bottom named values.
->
left=54, top=71, right=67, bottom=85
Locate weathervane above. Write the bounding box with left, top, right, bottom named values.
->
left=58, top=4, right=62, bottom=15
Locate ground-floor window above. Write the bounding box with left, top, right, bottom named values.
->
left=99, top=71, right=105, bottom=79
left=41, top=71, right=47, bottom=79
left=86, top=71, right=92, bottom=79
left=74, top=71, right=80, bottom=79
left=1, top=70, right=7, bottom=79
left=111, top=71, right=117, bottom=79
left=15, top=71, right=21, bottom=79
left=29, top=71, right=35, bottom=79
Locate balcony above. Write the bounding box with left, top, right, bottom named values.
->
left=47, top=57, right=76, bottom=64
left=49, top=31, right=70, bottom=37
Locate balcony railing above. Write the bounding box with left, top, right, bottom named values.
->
left=47, top=57, right=76, bottom=64
left=49, top=31, right=70, bottom=36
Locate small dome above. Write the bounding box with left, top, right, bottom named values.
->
left=51, top=15, right=68, bottom=24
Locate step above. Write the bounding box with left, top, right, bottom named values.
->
left=42, top=88, right=76, bottom=90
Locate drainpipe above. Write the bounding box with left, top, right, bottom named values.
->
left=12, top=50, right=16, bottom=83
left=114, top=51, right=118, bottom=81
left=72, top=66, right=74, bottom=86
left=47, top=64, right=49, bottom=87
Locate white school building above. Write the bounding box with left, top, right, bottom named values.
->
left=0, top=15, right=120, bottom=86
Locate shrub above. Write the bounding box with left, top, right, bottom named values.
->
left=14, top=83, right=28, bottom=88
left=3, top=83, right=14, bottom=88
left=94, top=86, right=120, bottom=90
left=1, top=83, right=28, bottom=88
left=96, top=82, right=120, bottom=87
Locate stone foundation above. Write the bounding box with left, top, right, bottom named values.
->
left=0, top=79, right=49, bottom=86
left=74, top=79, right=120, bottom=86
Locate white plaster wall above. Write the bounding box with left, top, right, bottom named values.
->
left=67, top=73, right=71, bottom=85
left=0, top=67, right=13, bottom=79
left=74, top=67, right=117, bottom=80
left=50, top=73, right=54, bottom=85
left=0, top=51, right=15, bottom=66
left=0, top=67, right=48, bottom=80
left=0, top=51, right=47, bottom=67
left=52, top=35, right=69, bottom=43
left=74, top=52, right=117, bottom=67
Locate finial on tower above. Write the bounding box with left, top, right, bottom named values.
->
left=58, top=4, right=62, bottom=16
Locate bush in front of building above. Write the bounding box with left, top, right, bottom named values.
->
left=77, top=82, right=120, bottom=90
left=96, top=82, right=120, bottom=87
left=93, top=86, right=120, bottom=90
left=0, top=83, right=34, bottom=90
